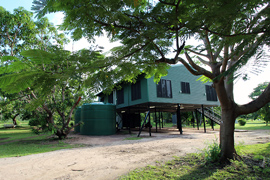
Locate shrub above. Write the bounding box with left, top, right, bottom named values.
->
left=238, top=118, right=246, bottom=126
left=202, top=138, right=221, bottom=162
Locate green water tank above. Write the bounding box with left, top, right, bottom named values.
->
left=80, top=102, right=116, bottom=135
left=74, top=107, right=82, bottom=133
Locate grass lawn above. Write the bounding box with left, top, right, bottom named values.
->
left=0, top=120, right=83, bottom=158
left=235, top=120, right=270, bottom=130
left=120, top=142, right=270, bottom=180
left=119, top=120, right=270, bottom=179
left=163, top=120, right=269, bottom=131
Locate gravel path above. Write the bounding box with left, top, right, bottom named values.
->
left=0, top=128, right=269, bottom=180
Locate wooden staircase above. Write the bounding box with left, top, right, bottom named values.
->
left=197, top=107, right=222, bottom=125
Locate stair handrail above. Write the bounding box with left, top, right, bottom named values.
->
left=204, top=107, right=221, bottom=119
left=196, top=108, right=221, bottom=124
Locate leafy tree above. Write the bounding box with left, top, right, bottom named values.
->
left=34, top=17, right=69, bottom=50
left=0, top=7, right=70, bottom=128
left=0, top=45, right=118, bottom=138
left=249, top=82, right=270, bottom=126
left=31, top=0, right=270, bottom=161
left=0, top=91, right=31, bottom=125
left=0, top=6, right=36, bottom=125
left=0, top=6, right=36, bottom=56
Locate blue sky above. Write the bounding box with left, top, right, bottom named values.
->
left=1, top=0, right=33, bottom=11
left=2, top=0, right=270, bottom=105
left=1, top=0, right=63, bottom=26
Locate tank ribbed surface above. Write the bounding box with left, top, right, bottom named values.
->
left=80, top=102, right=116, bottom=135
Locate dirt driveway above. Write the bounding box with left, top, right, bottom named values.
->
left=0, top=128, right=269, bottom=180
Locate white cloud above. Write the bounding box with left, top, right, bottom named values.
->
left=46, top=12, right=65, bottom=26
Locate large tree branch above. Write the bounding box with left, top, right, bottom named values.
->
left=221, top=45, right=229, bottom=73
left=177, top=57, right=203, bottom=76
left=174, top=41, right=185, bottom=60
left=184, top=52, right=214, bottom=79
left=174, top=0, right=183, bottom=55
left=237, top=82, right=270, bottom=115
left=197, top=56, right=210, bottom=66
left=214, top=44, right=223, bottom=61
left=120, top=41, right=151, bottom=60
left=65, top=96, right=81, bottom=128
left=201, top=26, right=268, bottom=37
left=185, top=48, right=208, bottom=58
left=156, top=56, right=214, bottom=78
left=203, top=31, right=214, bottom=62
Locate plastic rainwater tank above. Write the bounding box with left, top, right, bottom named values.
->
left=74, top=107, right=82, bottom=133
left=80, top=102, right=116, bottom=135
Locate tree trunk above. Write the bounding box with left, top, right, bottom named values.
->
left=12, top=113, right=19, bottom=125
left=219, top=107, right=237, bottom=162
left=214, top=75, right=238, bottom=162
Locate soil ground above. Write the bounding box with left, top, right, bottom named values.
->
left=0, top=127, right=269, bottom=180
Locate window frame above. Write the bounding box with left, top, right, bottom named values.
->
left=181, top=82, right=190, bottom=94
left=205, top=85, right=218, bottom=101
left=117, top=88, right=124, bottom=104
left=156, top=79, right=172, bottom=98
left=108, top=93, right=113, bottom=103
left=131, top=80, right=141, bottom=101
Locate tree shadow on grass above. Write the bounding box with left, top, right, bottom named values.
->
left=166, top=157, right=221, bottom=180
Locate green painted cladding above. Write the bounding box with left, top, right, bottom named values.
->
left=116, top=77, right=149, bottom=109
left=98, top=64, right=220, bottom=108
left=147, top=64, right=220, bottom=106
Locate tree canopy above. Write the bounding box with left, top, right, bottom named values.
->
left=249, top=82, right=270, bottom=126
left=31, top=0, right=270, bottom=161
left=0, top=6, right=36, bottom=56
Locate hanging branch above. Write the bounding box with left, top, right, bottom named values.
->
left=185, top=48, right=208, bottom=59
left=65, top=96, right=81, bottom=128
left=203, top=31, right=214, bottom=62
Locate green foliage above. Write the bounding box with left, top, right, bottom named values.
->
left=0, top=122, right=85, bottom=158
left=238, top=118, right=247, bottom=126
left=234, top=120, right=270, bottom=130
left=249, top=82, right=270, bottom=126
left=121, top=142, right=270, bottom=180
left=0, top=6, right=36, bottom=56
left=20, top=0, right=270, bottom=161
left=124, top=137, right=143, bottom=140
left=197, top=75, right=212, bottom=83
left=202, top=139, right=221, bottom=162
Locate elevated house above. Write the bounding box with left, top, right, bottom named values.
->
left=97, top=64, right=220, bottom=135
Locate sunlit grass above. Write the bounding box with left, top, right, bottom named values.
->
left=0, top=121, right=84, bottom=158
left=235, top=120, right=270, bottom=130
left=120, top=142, right=270, bottom=180
left=124, top=137, right=143, bottom=140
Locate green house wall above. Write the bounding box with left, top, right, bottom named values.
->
left=147, top=64, right=220, bottom=106
left=99, top=64, right=220, bottom=108
left=116, top=77, right=149, bottom=109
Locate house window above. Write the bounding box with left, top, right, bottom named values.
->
left=181, top=82, right=190, bottom=94
left=100, top=97, right=104, bottom=102
left=157, top=79, right=172, bottom=98
left=108, top=94, right=113, bottom=103
left=117, top=88, right=124, bottom=104
left=205, top=85, right=218, bottom=101
left=131, top=81, right=141, bottom=101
